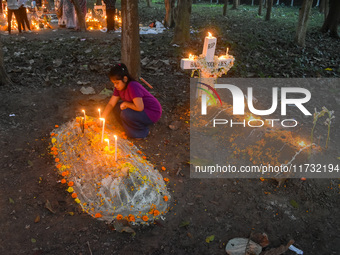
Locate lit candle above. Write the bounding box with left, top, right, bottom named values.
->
left=100, top=118, right=105, bottom=143
left=189, top=54, right=194, bottom=60
left=114, top=135, right=117, bottom=161
left=202, top=32, right=217, bottom=62
left=82, top=110, right=86, bottom=124
left=104, top=138, right=109, bottom=150
left=81, top=117, right=84, bottom=133
left=226, top=47, right=229, bottom=56
left=98, top=108, right=101, bottom=118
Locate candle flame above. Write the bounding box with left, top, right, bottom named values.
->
left=114, top=135, right=117, bottom=139
left=104, top=138, right=109, bottom=143
left=207, top=32, right=212, bottom=38
left=100, top=118, right=105, bottom=121
left=298, top=141, right=306, bottom=147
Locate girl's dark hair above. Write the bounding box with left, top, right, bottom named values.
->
left=109, top=63, right=134, bottom=84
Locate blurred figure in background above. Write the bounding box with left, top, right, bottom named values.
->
left=6, top=0, right=22, bottom=34
left=18, top=0, right=31, bottom=32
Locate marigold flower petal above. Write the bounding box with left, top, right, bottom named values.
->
left=116, top=214, right=123, bottom=220
left=161, top=166, right=166, bottom=171
left=71, top=193, right=78, bottom=198
left=142, top=215, right=149, bottom=221
left=61, top=179, right=66, bottom=184
left=68, top=181, right=74, bottom=187
left=95, top=213, right=102, bottom=218
left=163, top=196, right=168, bottom=202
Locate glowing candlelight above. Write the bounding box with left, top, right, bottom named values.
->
left=100, top=118, right=105, bottom=143
left=82, top=110, right=86, bottom=123
left=226, top=47, right=229, bottom=56
left=189, top=54, right=194, bottom=60
left=98, top=108, right=101, bottom=118
left=114, top=135, right=117, bottom=161
left=104, top=138, right=109, bottom=150
left=298, top=141, right=306, bottom=147
left=207, top=32, right=212, bottom=38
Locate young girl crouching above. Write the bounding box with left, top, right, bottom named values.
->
left=102, top=63, right=162, bottom=139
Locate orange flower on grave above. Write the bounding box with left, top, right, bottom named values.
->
left=55, top=158, right=60, bottom=162
left=94, top=213, right=102, bottom=218
left=142, top=215, right=149, bottom=222
left=137, top=150, right=142, bottom=154
left=161, top=166, right=166, bottom=171
left=62, top=171, right=68, bottom=177
left=116, top=214, right=123, bottom=220
left=51, top=147, right=57, bottom=151
left=51, top=132, right=55, bottom=137
left=128, top=214, right=135, bottom=222
left=163, top=196, right=168, bottom=202
left=55, top=125, right=59, bottom=128
left=53, top=151, right=58, bottom=156
left=163, top=178, right=169, bottom=182
left=153, top=210, right=160, bottom=216
left=71, top=193, right=78, bottom=198
left=68, top=181, right=74, bottom=187
left=56, top=164, right=62, bottom=169
left=61, top=179, right=66, bottom=184
left=148, top=209, right=154, bottom=215
left=142, top=156, right=147, bottom=159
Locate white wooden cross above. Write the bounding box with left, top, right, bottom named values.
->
left=180, top=32, right=234, bottom=80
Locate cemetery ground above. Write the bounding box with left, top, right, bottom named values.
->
left=0, top=3, right=339, bottom=255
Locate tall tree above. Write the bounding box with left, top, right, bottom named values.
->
left=295, top=0, right=313, bottom=47
left=164, top=0, right=175, bottom=28
left=265, top=0, right=273, bottom=21
left=223, top=0, right=228, bottom=16
left=0, top=40, right=12, bottom=86
left=172, top=0, right=192, bottom=45
left=231, top=0, right=239, bottom=9
left=146, top=0, right=151, bottom=7
left=321, top=0, right=340, bottom=38
left=121, top=0, right=140, bottom=79
left=258, top=0, right=263, bottom=15
left=70, top=0, right=86, bottom=31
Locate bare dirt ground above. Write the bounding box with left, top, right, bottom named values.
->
left=0, top=3, right=339, bottom=255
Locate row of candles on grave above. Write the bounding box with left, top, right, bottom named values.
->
left=81, top=109, right=117, bottom=162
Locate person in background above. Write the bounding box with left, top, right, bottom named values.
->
left=102, top=63, right=162, bottom=139
left=63, top=0, right=75, bottom=29
left=75, top=0, right=86, bottom=30
left=18, top=0, right=31, bottom=32
left=103, top=0, right=116, bottom=32
left=6, top=0, right=22, bottom=34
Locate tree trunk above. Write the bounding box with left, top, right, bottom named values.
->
left=321, top=0, right=340, bottom=38
left=172, top=0, right=191, bottom=45
left=322, top=0, right=329, bottom=21
left=69, top=0, right=86, bottom=31
left=164, top=0, right=175, bottom=28
left=231, top=0, right=238, bottom=9
left=258, top=0, right=263, bottom=15
left=265, top=0, right=273, bottom=21
left=121, top=0, right=140, bottom=79
left=295, top=0, right=313, bottom=47
left=146, top=0, right=151, bottom=7
left=223, top=0, right=228, bottom=16
left=0, top=40, right=12, bottom=86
